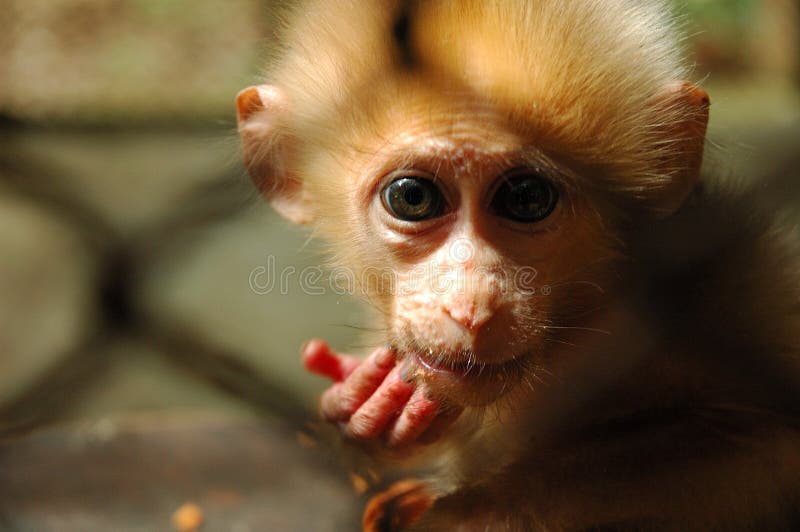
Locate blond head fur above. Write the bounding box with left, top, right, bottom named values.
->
left=258, top=0, right=700, bottom=212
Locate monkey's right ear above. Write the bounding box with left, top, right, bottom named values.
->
left=236, top=85, right=313, bottom=224
left=648, top=82, right=710, bottom=218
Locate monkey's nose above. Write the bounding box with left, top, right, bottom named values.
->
left=443, top=302, right=493, bottom=332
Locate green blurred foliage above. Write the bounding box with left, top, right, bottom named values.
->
left=680, top=0, right=758, bottom=29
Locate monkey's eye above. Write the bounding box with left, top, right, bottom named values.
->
left=382, top=177, right=445, bottom=221
left=491, top=170, right=559, bottom=223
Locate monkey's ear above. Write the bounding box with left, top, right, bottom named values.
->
left=236, top=85, right=313, bottom=224
left=651, top=81, right=710, bottom=217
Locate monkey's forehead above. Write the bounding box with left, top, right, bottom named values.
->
left=371, top=92, right=524, bottom=149
left=303, top=79, right=586, bottom=187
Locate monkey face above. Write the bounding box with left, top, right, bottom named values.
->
left=238, top=71, right=706, bottom=409
left=339, top=103, right=622, bottom=407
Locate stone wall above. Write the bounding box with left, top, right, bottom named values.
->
left=0, top=0, right=269, bottom=124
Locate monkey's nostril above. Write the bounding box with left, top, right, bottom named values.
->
left=443, top=303, right=492, bottom=332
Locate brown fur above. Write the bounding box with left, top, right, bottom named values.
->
left=408, top=182, right=800, bottom=530
left=238, top=1, right=800, bottom=529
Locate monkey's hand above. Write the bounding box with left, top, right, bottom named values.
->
left=302, top=339, right=462, bottom=448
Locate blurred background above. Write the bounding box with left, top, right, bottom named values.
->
left=0, top=1, right=798, bottom=530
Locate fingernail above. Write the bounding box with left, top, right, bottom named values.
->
left=400, top=362, right=416, bottom=383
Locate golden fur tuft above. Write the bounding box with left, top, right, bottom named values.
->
left=263, top=0, right=696, bottom=202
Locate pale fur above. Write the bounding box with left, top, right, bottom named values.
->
left=258, top=0, right=694, bottom=206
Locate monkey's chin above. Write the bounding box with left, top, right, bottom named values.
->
left=409, top=351, right=525, bottom=408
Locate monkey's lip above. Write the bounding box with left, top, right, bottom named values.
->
left=414, top=352, right=476, bottom=374
left=412, top=351, right=518, bottom=378
left=410, top=350, right=527, bottom=406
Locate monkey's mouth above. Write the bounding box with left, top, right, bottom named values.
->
left=412, top=350, right=522, bottom=379
left=414, top=352, right=482, bottom=374
left=408, top=349, right=529, bottom=406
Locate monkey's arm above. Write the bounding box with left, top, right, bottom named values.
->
left=302, top=340, right=462, bottom=448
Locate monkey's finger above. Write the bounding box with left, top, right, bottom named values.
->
left=386, top=387, right=440, bottom=448
left=341, top=345, right=396, bottom=381
left=319, top=346, right=397, bottom=421
left=302, top=339, right=362, bottom=382
left=346, top=365, right=415, bottom=440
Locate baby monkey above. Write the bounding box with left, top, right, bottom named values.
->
left=238, top=1, right=800, bottom=530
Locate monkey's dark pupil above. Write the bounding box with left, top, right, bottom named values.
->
left=404, top=186, right=425, bottom=206
left=511, top=182, right=544, bottom=214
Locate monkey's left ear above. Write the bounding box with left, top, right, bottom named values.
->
left=237, top=85, right=313, bottom=224
left=651, top=81, right=710, bottom=217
